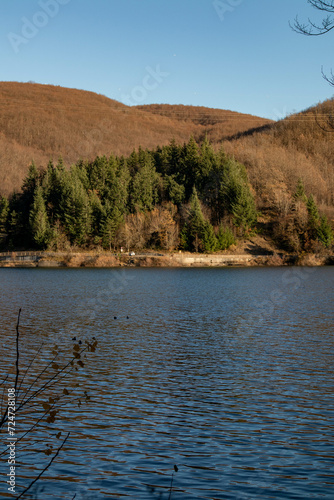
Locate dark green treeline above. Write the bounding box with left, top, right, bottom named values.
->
left=0, top=137, right=258, bottom=252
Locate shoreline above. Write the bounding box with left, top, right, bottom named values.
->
left=0, top=251, right=333, bottom=268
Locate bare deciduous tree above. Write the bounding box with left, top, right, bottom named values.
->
left=291, top=1, right=334, bottom=84
left=291, top=1, right=334, bottom=130
left=291, top=0, right=334, bottom=38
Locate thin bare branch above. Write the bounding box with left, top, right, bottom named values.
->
left=309, top=0, right=334, bottom=13
left=14, top=308, right=22, bottom=392
left=17, top=343, right=45, bottom=399
left=322, top=66, right=334, bottom=86
left=291, top=1, right=334, bottom=35
left=16, top=432, right=71, bottom=500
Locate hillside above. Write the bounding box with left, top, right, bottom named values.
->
left=137, top=101, right=334, bottom=217
left=135, top=104, right=272, bottom=141
left=0, top=82, right=271, bottom=197
left=0, top=83, right=333, bottom=256
left=221, top=98, right=334, bottom=218
left=0, top=82, right=333, bottom=255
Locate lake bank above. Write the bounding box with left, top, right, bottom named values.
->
left=0, top=250, right=333, bottom=268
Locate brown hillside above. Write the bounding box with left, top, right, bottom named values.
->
left=0, top=82, right=192, bottom=196
left=221, top=99, right=334, bottom=217
left=1, top=81, right=332, bottom=219
left=0, top=82, right=271, bottom=197
left=136, top=103, right=272, bottom=142
left=139, top=101, right=334, bottom=215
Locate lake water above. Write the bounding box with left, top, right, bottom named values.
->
left=0, top=267, right=333, bottom=499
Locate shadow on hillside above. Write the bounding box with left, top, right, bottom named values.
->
left=245, top=242, right=274, bottom=256
left=225, top=123, right=273, bottom=141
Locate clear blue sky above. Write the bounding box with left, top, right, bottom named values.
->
left=1, top=0, right=333, bottom=119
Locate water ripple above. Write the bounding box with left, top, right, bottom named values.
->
left=0, top=267, right=333, bottom=499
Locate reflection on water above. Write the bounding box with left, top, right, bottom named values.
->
left=0, top=267, right=334, bottom=499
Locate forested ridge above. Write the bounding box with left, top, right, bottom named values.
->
left=0, top=82, right=271, bottom=197
left=0, top=137, right=332, bottom=254
left=0, top=138, right=254, bottom=252
left=0, top=83, right=333, bottom=255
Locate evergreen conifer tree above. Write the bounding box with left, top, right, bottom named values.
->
left=29, top=185, right=50, bottom=249
left=0, top=196, right=9, bottom=234
left=179, top=137, right=200, bottom=199
left=129, top=156, right=160, bottom=212
left=294, top=178, right=307, bottom=203
left=201, top=221, right=217, bottom=252
left=101, top=206, right=123, bottom=251
left=216, top=225, right=236, bottom=250
left=166, top=139, right=182, bottom=177
left=183, top=188, right=217, bottom=252
left=220, top=159, right=257, bottom=232
left=196, top=135, right=216, bottom=193
left=164, top=176, right=185, bottom=206
left=307, top=195, right=319, bottom=227
left=306, top=194, right=320, bottom=241
left=60, top=171, right=91, bottom=246
left=317, top=215, right=333, bottom=248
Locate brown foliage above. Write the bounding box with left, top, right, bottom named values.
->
left=1, top=82, right=333, bottom=227
left=117, top=204, right=178, bottom=251
left=0, top=82, right=270, bottom=197
left=222, top=99, right=334, bottom=214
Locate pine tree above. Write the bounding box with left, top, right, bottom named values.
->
left=188, top=188, right=206, bottom=240
left=7, top=209, right=19, bottom=248
left=201, top=221, right=217, bottom=252
left=306, top=194, right=320, bottom=241
left=101, top=206, right=123, bottom=251
left=6, top=193, right=27, bottom=248
left=88, top=190, right=105, bottom=244
left=22, top=161, right=39, bottom=198
left=43, top=160, right=63, bottom=224
left=0, top=196, right=9, bottom=234
left=182, top=188, right=217, bottom=252
left=164, top=175, right=185, bottom=206
left=29, top=185, right=50, bottom=249
left=60, top=171, right=91, bottom=246
left=230, top=183, right=258, bottom=232
left=179, top=222, right=190, bottom=251
left=105, top=156, right=130, bottom=215
left=179, top=137, right=200, bottom=199
left=317, top=215, right=333, bottom=248
left=220, top=158, right=257, bottom=232
left=216, top=225, right=236, bottom=250
left=129, top=155, right=160, bottom=212
left=294, top=178, right=307, bottom=203
left=166, top=139, right=182, bottom=177
left=307, top=195, right=319, bottom=227
left=196, top=135, right=216, bottom=194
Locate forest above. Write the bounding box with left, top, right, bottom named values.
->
left=0, top=137, right=332, bottom=254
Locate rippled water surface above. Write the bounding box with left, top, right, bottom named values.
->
left=0, top=267, right=333, bottom=499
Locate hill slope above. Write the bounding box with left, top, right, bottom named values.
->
left=135, top=103, right=272, bottom=142
left=0, top=82, right=271, bottom=196
left=221, top=99, right=334, bottom=217
left=1, top=82, right=333, bottom=223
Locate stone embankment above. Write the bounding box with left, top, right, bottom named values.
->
left=0, top=251, right=333, bottom=268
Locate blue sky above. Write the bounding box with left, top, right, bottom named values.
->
left=1, top=0, right=333, bottom=119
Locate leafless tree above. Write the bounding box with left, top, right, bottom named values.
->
left=291, top=1, right=334, bottom=84
left=0, top=309, right=97, bottom=499
left=291, top=0, right=334, bottom=38
left=291, top=1, right=334, bottom=130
